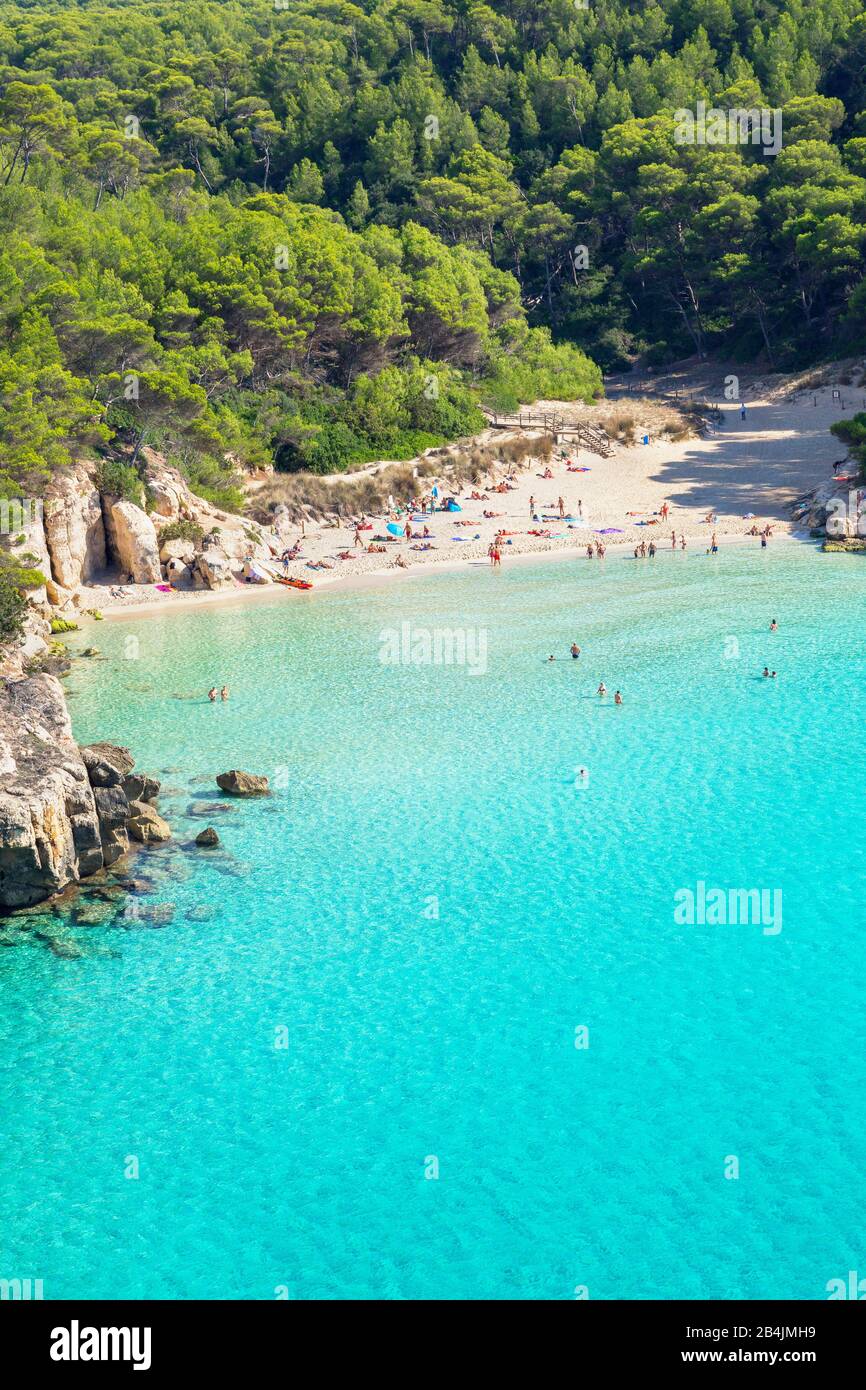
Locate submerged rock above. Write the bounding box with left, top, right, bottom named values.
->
left=73, top=899, right=121, bottom=927
left=185, top=904, right=216, bottom=922
left=186, top=801, right=237, bottom=817
left=49, top=937, right=85, bottom=960
left=195, top=827, right=220, bottom=847
left=216, top=770, right=270, bottom=797
left=132, top=902, right=175, bottom=927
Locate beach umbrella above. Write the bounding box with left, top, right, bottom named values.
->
left=386, top=522, right=403, bottom=536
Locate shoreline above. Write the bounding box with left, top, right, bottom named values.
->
left=73, top=381, right=850, bottom=627
left=96, top=528, right=815, bottom=621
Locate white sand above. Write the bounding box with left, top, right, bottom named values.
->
left=91, top=383, right=852, bottom=622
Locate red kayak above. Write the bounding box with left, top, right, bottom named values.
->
left=276, top=576, right=313, bottom=590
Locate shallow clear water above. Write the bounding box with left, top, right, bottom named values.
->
left=2, top=541, right=865, bottom=1300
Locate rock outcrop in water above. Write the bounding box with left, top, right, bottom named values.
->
left=0, top=676, right=166, bottom=911
left=216, top=770, right=270, bottom=797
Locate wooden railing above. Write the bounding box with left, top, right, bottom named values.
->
left=483, top=410, right=615, bottom=457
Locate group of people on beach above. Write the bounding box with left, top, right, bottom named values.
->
left=634, top=540, right=657, bottom=558
left=586, top=541, right=607, bottom=558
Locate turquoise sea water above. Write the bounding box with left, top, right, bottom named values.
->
left=2, top=541, right=865, bottom=1300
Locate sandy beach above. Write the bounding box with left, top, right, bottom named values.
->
left=92, top=380, right=852, bottom=622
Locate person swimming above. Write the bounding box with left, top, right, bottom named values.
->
left=571, top=643, right=580, bottom=659
left=597, top=682, right=607, bottom=696
left=220, top=686, right=229, bottom=701
left=208, top=687, right=218, bottom=702
left=548, top=654, right=556, bottom=662
left=763, top=667, right=770, bottom=678
left=770, top=619, right=778, bottom=631
left=614, top=690, right=623, bottom=705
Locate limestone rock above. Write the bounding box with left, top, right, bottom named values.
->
left=122, top=773, right=160, bottom=803
left=44, top=466, right=107, bottom=588
left=195, top=827, right=220, bottom=847
left=92, top=784, right=131, bottom=866
left=45, top=577, right=75, bottom=608
left=1, top=500, right=51, bottom=605
left=127, top=801, right=172, bottom=843
left=81, top=742, right=135, bottom=777
left=159, top=537, right=197, bottom=564
left=109, top=502, right=162, bottom=585
left=196, top=548, right=235, bottom=590
left=83, top=754, right=123, bottom=788
left=0, top=675, right=103, bottom=909
left=216, top=770, right=270, bottom=797
left=164, top=557, right=194, bottom=589
left=142, top=452, right=188, bottom=519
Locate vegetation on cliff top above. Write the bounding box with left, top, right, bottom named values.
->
left=0, top=0, right=865, bottom=498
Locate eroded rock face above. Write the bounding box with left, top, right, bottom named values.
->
left=216, top=770, right=270, bottom=797
left=92, top=784, right=130, bottom=866
left=0, top=689, right=170, bottom=911
left=1, top=501, right=51, bottom=605
left=44, top=467, right=107, bottom=588
left=0, top=675, right=102, bottom=909
left=109, top=502, right=162, bottom=585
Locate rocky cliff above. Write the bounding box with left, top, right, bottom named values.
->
left=0, top=675, right=165, bottom=912
left=5, top=452, right=285, bottom=621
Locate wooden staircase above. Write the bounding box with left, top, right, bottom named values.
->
left=483, top=411, right=614, bottom=458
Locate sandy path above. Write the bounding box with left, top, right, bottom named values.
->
left=91, top=384, right=849, bottom=621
